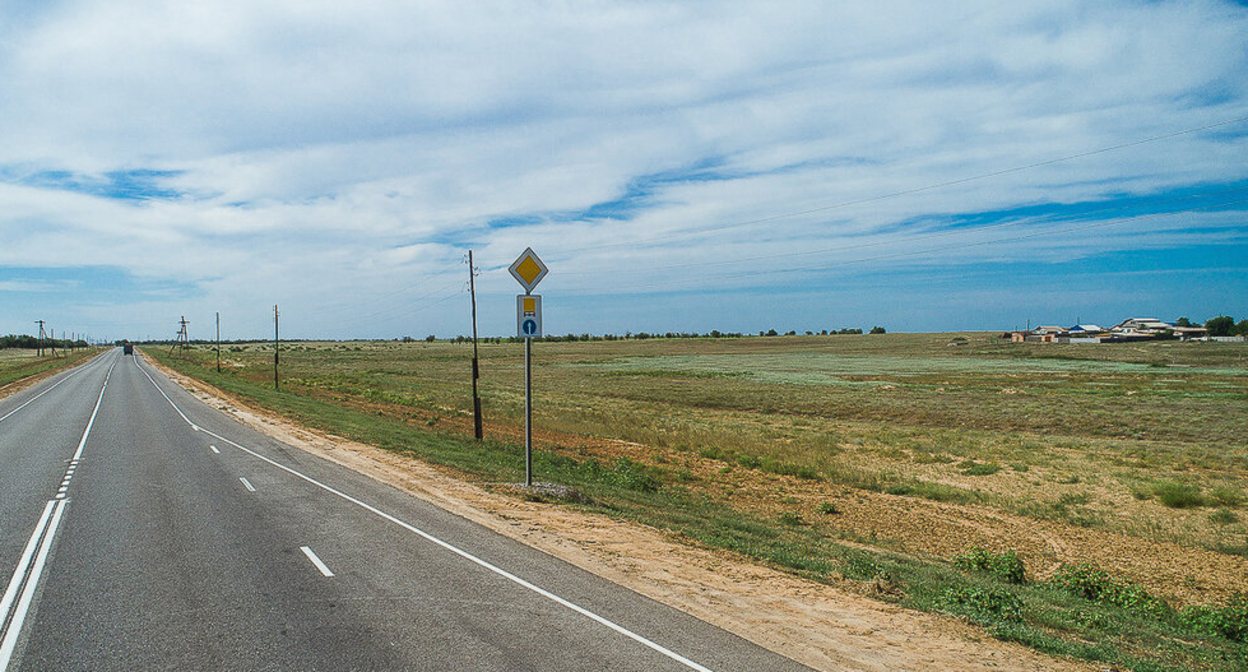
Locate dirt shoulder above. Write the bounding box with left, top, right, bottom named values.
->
left=146, top=360, right=1099, bottom=672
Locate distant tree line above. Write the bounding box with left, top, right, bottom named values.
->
left=421, top=328, right=888, bottom=344
left=1188, top=315, right=1248, bottom=337
left=1, top=334, right=89, bottom=349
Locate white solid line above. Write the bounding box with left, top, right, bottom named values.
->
left=133, top=362, right=193, bottom=426
left=71, top=360, right=116, bottom=462
left=0, top=500, right=67, bottom=669
left=210, top=445, right=220, bottom=454
left=239, top=477, right=256, bottom=492
left=300, top=546, right=334, bottom=577
left=143, top=364, right=715, bottom=672
left=0, top=365, right=85, bottom=425
left=0, top=502, right=56, bottom=633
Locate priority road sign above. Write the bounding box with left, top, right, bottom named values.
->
left=509, top=248, right=548, bottom=294
left=517, top=295, right=543, bottom=338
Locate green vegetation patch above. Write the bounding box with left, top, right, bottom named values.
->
left=952, top=547, right=1027, bottom=584
left=941, top=585, right=1025, bottom=623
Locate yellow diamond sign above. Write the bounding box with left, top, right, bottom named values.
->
left=508, top=248, right=548, bottom=293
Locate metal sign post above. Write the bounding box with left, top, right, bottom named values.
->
left=509, top=248, right=548, bottom=487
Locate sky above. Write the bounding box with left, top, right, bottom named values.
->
left=1, top=0, right=1246, bottom=342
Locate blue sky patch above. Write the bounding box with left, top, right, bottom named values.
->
left=2, top=166, right=185, bottom=201
left=0, top=265, right=200, bottom=302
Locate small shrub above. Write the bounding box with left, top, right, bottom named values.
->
left=778, top=512, right=806, bottom=526
left=698, top=446, right=724, bottom=461
left=941, top=586, right=1024, bottom=624
left=1051, top=564, right=1169, bottom=618
left=1180, top=596, right=1248, bottom=642
left=1152, top=481, right=1206, bottom=508
left=794, top=465, right=822, bottom=480
left=952, top=547, right=1026, bottom=584
left=736, top=454, right=762, bottom=469
left=818, top=501, right=840, bottom=515
left=576, top=457, right=660, bottom=492
left=960, top=461, right=1002, bottom=476
left=607, top=457, right=660, bottom=492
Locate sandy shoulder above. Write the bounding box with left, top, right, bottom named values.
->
left=151, top=360, right=1097, bottom=672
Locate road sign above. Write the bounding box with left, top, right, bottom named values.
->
left=517, top=294, right=542, bottom=338
left=509, top=248, right=548, bottom=294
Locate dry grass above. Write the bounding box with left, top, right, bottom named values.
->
left=165, top=334, right=1248, bottom=585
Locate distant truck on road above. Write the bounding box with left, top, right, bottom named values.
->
left=123, top=342, right=134, bottom=355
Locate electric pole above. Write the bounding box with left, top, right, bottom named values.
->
left=170, top=316, right=189, bottom=355
left=35, top=320, right=45, bottom=357
left=468, top=250, right=483, bottom=440
left=216, top=312, right=221, bottom=373
left=273, top=304, right=280, bottom=390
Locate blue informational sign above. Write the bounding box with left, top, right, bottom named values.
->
left=516, top=294, right=543, bottom=338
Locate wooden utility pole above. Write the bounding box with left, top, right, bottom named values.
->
left=273, top=305, right=280, bottom=390
left=468, top=250, right=483, bottom=440
left=35, top=320, right=45, bottom=357
left=216, top=312, right=221, bottom=373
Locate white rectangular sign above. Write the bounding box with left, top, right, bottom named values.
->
left=517, top=294, right=543, bottom=338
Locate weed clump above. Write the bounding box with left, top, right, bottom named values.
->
left=1151, top=481, right=1206, bottom=508
left=952, top=547, right=1026, bottom=584
left=735, top=454, right=762, bottom=469
left=941, top=586, right=1024, bottom=624
left=1051, top=564, right=1169, bottom=618
left=843, top=553, right=885, bottom=581
left=1180, top=595, right=1248, bottom=643
left=778, top=512, right=806, bottom=527
left=1209, top=485, right=1245, bottom=507
left=566, top=457, right=661, bottom=492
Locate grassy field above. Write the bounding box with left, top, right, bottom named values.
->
left=0, top=347, right=102, bottom=389
left=147, top=334, right=1248, bottom=671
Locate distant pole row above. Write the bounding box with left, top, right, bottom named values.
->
left=167, top=306, right=279, bottom=390
left=29, top=320, right=92, bottom=357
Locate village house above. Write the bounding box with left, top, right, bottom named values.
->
left=1111, top=317, right=1172, bottom=335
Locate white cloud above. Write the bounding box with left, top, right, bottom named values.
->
left=1, top=0, right=1246, bottom=338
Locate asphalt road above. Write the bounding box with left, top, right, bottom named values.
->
left=0, top=349, right=814, bottom=671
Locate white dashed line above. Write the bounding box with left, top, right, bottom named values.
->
left=140, top=357, right=715, bottom=672
left=300, top=546, right=334, bottom=577
left=210, top=445, right=220, bottom=454
left=239, top=477, right=256, bottom=492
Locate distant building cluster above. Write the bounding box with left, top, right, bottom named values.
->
left=1007, top=318, right=1244, bottom=344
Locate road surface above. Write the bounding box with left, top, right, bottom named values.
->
left=0, top=349, right=813, bottom=671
